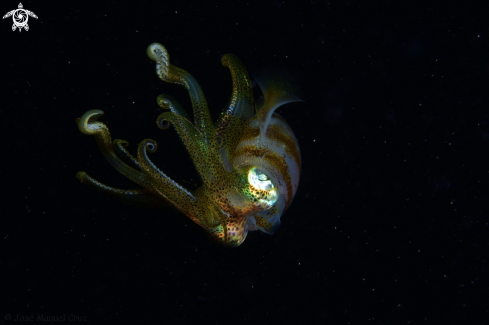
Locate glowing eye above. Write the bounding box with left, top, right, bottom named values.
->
left=258, top=174, right=269, bottom=181
left=248, top=167, right=279, bottom=210
left=248, top=167, right=274, bottom=191
left=247, top=167, right=278, bottom=209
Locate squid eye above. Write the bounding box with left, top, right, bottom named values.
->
left=247, top=167, right=278, bottom=209
left=258, top=174, right=269, bottom=181
left=248, top=167, right=274, bottom=191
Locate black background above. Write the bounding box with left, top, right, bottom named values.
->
left=1, top=0, right=488, bottom=324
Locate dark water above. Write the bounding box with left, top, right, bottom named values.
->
left=1, top=0, right=487, bottom=323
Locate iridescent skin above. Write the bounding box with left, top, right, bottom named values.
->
left=76, top=43, right=302, bottom=247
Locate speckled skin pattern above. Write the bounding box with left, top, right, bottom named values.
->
left=76, top=43, right=302, bottom=247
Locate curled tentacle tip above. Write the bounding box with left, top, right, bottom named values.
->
left=77, top=110, right=105, bottom=135
left=79, top=109, right=105, bottom=122
left=147, top=42, right=165, bottom=61
left=143, top=140, right=158, bottom=153
left=157, top=117, right=171, bottom=130
left=156, top=94, right=171, bottom=110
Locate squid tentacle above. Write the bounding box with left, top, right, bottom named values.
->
left=113, top=139, right=141, bottom=170
left=220, top=54, right=255, bottom=120
left=76, top=110, right=153, bottom=190
left=147, top=43, right=214, bottom=140
left=136, top=139, right=200, bottom=220
left=156, top=111, right=221, bottom=187
left=76, top=43, right=302, bottom=247
left=76, top=172, right=174, bottom=209
left=216, top=54, right=255, bottom=171
left=156, top=94, right=190, bottom=119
